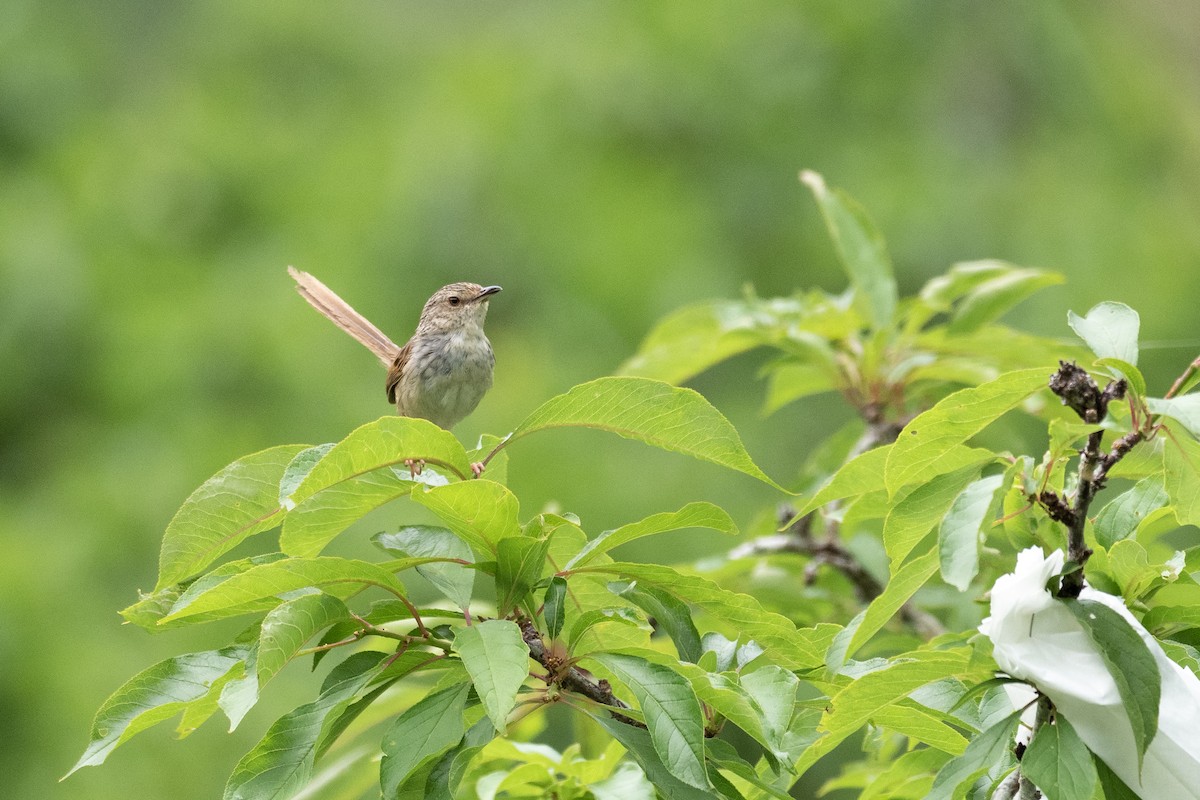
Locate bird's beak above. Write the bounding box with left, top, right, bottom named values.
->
left=474, top=285, right=502, bottom=302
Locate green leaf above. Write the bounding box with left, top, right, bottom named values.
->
left=66, top=647, right=249, bottom=776
left=871, top=702, right=970, bottom=755
left=801, top=170, right=897, bottom=329
left=882, top=464, right=987, bottom=565
left=1147, top=394, right=1200, bottom=439
left=288, top=417, right=472, bottom=504
left=615, top=582, right=703, bottom=663
left=1162, top=430, right=1200, bottom=526
left=411, top=480, right=521, bottom=556
left=257, top=592, right=348, bottom=687
left=160, top=557, right=420, bottom=624
left=590, top=653, right=708, bottom=789
left=1095, top=358, right=1146, bottom=398
left=917, top=261, right=1021, bottom=312
left=1067, top=302, right=1140, bottom=366
left=156, top=445, right=309, bottom=589
left=1094, top=753, right=1140, bottom=800
left=948, top=268, right=1065, bottom=334
left=795, top=445, right=892, bottom=516
left=566, top=502, right=737, bottom=570
left=926, top=710, right=1021, bottom=800
left=1064, top=599, right=1160, bottom=768
left=374, top=526, right=474, bottom=611
left=223, top=651, right=387, bottom=800
left=740, top=665, right=802, bottom=756
left=762, top=360, right=839, bottom=415
left=797, top=650, right=971, bottom=777
left=491, top=377, right=784, bottom=491
left=1093, top=477, right=1169, bottom=549
left=834, top=547, right=941, bottom=667
left=379, top=682, right=473, bottom=799
left=884, top=368, right=1048, bottom=494
left=452, top=620, right=529, bottom=734
left=1022, top=716, right=1098, bottom=800
left=279, top=417, right=472, bottom=557
left=544, top=576, right=567, bottom=640
left=705, top=739, right=794, bottom=800
left=573, top=562, right=838, bottom=669
left=587, top=713, right=718, bottom=800
left=220, top=592, right=351, bottom=730
left=938, top=474, right=1005, bottom=591
left=282, top=467, right=428, bottom=560
left=495, top=534, right=554, bottom=615
left=425, top=718, right=496, bottom=800
left=278, top=443, right=335, bottom=505
left=619, top=299, right=774, bottom=384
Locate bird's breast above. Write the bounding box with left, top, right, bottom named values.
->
left=396, top=330, right=495, bottom=429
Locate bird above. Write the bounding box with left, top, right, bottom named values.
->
left=287, top=266, right=501, bottom=477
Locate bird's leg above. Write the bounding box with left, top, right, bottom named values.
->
left=470, top=462, right=485, bottom=478
left=404, top=458, right=425, bottom=479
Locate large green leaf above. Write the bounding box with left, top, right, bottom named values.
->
left=374, top=526, right=475, bottom=611
left=948, top=268, right=1064, bottom=334
left=495, top=533, right=555, bottom=615
left=1022, top=716, right=1098, bottom=800
left=619, top=299, right=773, bottom=384
left=926, top=710, right=1021, bottom=800
left=281, top=468, right=427, bottom=559
left=801, top=170, right=897, bottom=330
left=795, top=445, right=892, bottom=516
left=220, top=592, right=351, bottom=730
left=882, top=464, right=987, bottom=565
left=544, top=576, right=567, bottom=640
left=487, top=377, right=784, bottom=491
left=796, top=650, right=971, bottom=777
left=871, top=702, right=970, bottom=755
left=938, top=474, right=1005, bottom=591
left=1093, top=476, right=1169, bottom=549
left=66, top=647, right=249, bottom=776
left=156, top=445, right=309, bottom=589
left=591, top=653, right=708, bottom=790
left=573, top=562, right=838, bottom=669
left=223, top=651, right=387, bottom=800
left=411, top=480, right=521, bottom=556
left=379, top=682, right=473, bottom=799
left=160, top=557, right=427, bottom=624
left=289, top=417, right=472, bottom=503
left=587, top=713, right=717, bottom=800
left=831, top=547, right=941, bottom=668
left=1065, top=599, right=1160, bottom=768
left=1162, top=431, right=1200, bottom=526
left=1148, top=394, right=1200, bottom=439
left=566, top=502, right=737, bottom=570
left=884, top=368, right=1047, bottom=494
left=762, top=360, right=839, bottom=414
left=280, top=417, right=471, bottom=556
left=615, top=582, right=703, bottom=664
left=1067, top=302, right=1140, bottom=366
left=453, top=620, right=530, bottom=734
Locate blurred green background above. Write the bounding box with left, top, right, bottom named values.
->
left=4, top=2, right=1199, bottom=797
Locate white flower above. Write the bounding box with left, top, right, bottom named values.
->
left=980, top=547, right=1200, bottom=799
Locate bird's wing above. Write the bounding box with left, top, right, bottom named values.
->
left=385, top=341, right=412, bottom=406
left=288, top=266, right=401, bottom=367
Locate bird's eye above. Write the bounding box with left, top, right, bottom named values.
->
left=448, top=296, right=460, bottom=306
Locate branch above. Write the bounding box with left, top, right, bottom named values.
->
left=1015, top=693, right=1053, bottom=800
left=1043, top=362, right=1142, bottom=597
left=517, top=617, right=646, bottom=729
left=730, top=409, right=943, bottom=639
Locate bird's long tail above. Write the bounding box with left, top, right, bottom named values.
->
left=288, top=266, right=401, bottom=366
